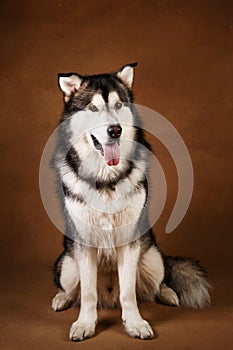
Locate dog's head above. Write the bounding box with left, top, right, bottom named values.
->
left=58, top=63, right=138, bottom=167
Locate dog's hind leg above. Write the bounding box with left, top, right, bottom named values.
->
left=52, top=289, right=72, bottom=311
left=137, top=247, right=179, bottom=306
left=157, top=283, right=179, bottom=306
left=52, top=254, right=80, bottom=311
left=136, top=246, right=164, bottom=303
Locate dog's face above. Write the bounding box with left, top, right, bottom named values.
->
left=58, top=64, right=138, bottom=167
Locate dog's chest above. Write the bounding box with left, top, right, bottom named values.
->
left=63, top=176, right=145, bottom=248
left=65, top=181, right=146, bottom=230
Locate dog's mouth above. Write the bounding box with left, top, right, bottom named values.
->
left=91, top=134, right=120, bottom=166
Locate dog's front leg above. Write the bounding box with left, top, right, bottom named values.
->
left=69, top=247, right=97, bottom=341
left=117, top=244, right=154, bottom=339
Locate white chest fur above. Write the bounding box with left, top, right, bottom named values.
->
left=65, top=178, right=146, bottom=248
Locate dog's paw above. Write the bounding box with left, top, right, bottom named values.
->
left=52, top=291, right=71, bottom=312
left=158, top=285, right=179, bottom=307
left=124, top=319, right=154, bottom=340
left=69, top=321, right=96, bottom=341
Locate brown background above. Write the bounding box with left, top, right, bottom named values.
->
left=0, top=1, right=232, bottom=349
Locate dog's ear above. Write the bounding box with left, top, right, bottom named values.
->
left=116, top=62, right=138, bottom=88
left=58, top=73, right=83, bottom=102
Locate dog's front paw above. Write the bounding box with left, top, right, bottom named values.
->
left=124, top=319, right=154, bottom=340
left=69, top=321, right=96, bottom=341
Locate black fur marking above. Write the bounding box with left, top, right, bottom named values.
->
left=119, top=62, right=138, bottom=70
left=65, top=146, right=81, bottom=175
left=78, top=161, right=136, bottom=191
left=62, top=182, right=85, bottom=203
left=138, top=228, right=157, bottom=253
left=53, top=252, right=65, bottom=290
left=60, top=70, right=134, bottom=116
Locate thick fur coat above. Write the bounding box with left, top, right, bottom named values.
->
left=51, top=64, right=210, bottom=341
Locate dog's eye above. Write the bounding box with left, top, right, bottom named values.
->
left=115, top=102, right=122, bottom=110
left=89, top=105, right=98, bottom=112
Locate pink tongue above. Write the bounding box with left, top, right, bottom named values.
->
left=103, top=143, right=120, bottom=166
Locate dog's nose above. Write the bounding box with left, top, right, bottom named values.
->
left=107, top=124, right=122, bottom=139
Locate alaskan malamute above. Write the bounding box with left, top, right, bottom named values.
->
left=51, top=63, right=210, bottom=341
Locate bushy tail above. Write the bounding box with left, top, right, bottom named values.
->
left=163, top=256, right=211, bottom=308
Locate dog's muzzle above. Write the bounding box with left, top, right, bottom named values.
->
left=91, top=124, right=122, bottom=166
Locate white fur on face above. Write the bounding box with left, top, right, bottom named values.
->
left=91, top=93, right=105, bottom=110
left=68, top=91, right=136, bottom=174
left=108, top=91, right=120, bottom=105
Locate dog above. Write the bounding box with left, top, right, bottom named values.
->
left=51, top=63, right=210, bottom=341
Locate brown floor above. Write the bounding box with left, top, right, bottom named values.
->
left=1, top=263, right=233, bottom=350
left=0, top=1, right=233, bottom=349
